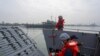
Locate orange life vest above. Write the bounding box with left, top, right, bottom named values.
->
left=55, top=19, right=64, bottom=29
left=63, top=40, right=79, bottom=56
left=49, top=40, right=79, bottom=56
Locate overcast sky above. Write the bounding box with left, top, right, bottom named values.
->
left=0, top=0, right=100, bottom=24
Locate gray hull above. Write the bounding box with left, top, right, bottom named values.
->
left=43, top=29, right=100, bottom=56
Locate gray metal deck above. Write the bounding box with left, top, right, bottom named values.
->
left=43, top=28, right=100, bottom=56
left=0, top=26, right=44, bottom=56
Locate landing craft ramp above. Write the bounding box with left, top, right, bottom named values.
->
left=0, top=26, right=44, bottom=56
left=43, top=28, right=100, bottom=56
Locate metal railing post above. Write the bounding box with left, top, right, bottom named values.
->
left=94, top=31, right=100, bottom=56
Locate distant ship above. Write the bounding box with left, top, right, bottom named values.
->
left=43, top=28, right=100, bottom=56
left=25, top=20, right=56, bottom=28
left=42, top=20, right=56, bottom=28
left=0, top=26, right=44, bottom=56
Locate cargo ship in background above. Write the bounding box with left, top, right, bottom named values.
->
left=24, top=20, right=56, bottom=28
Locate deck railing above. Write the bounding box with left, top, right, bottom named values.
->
left=64, top=28, right=100, bottom=32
